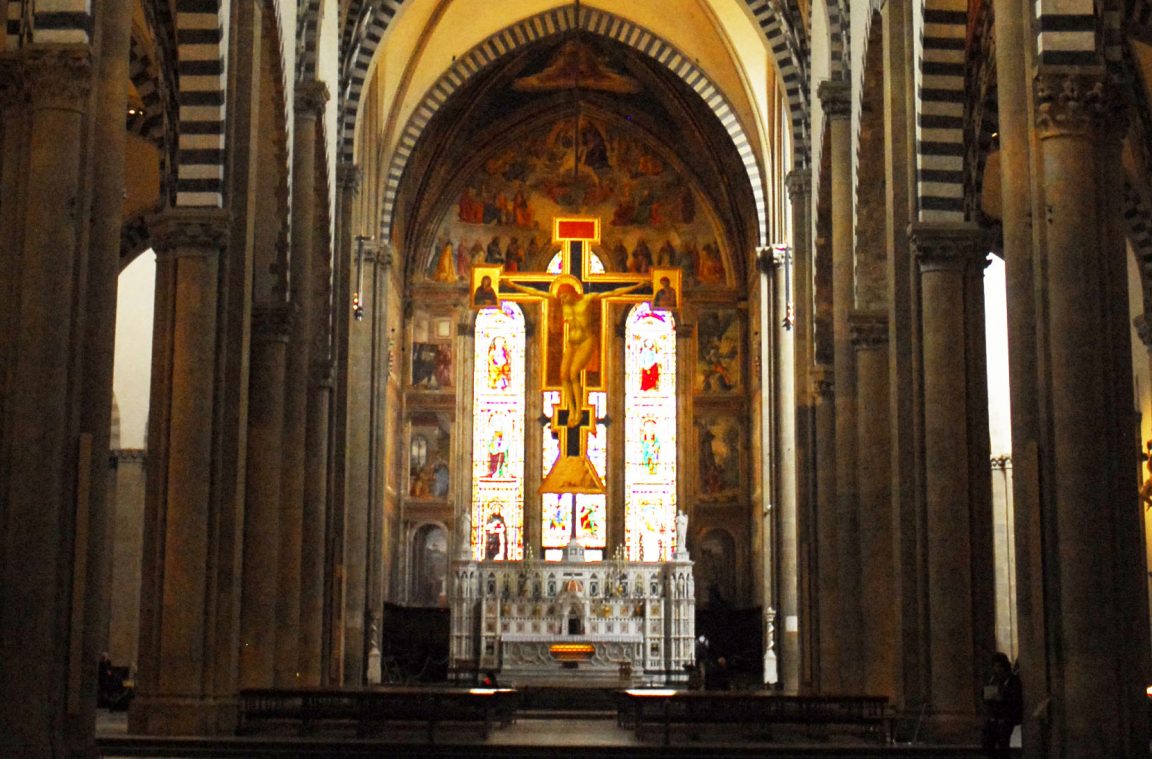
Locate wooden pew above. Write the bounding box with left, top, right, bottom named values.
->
left=238, top=686, right=519, bottom=742
left=619, top=688, right=891, bottom=745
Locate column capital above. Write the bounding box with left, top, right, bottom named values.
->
left=362, top=240, right=393, bottom=269
left=785, top=169, right=811, bottom=201
left=1135, top=314, right=1152, bottom=350
left=251, top=304, right=293, bottom=342
left=849, top=311, right=888, bottom=349
left=908, top=221, right=986, bottom=273
left=337, top=163, right=362, bottom=193
left=1035, top=69, right=1112, bottom=139
left=294, top=80, right=330, bottom=118
left=148, top=209, right=230, bottom=257
left=22, top=46, right=91, bottom=111
left=817, top=80, right=851, bottom=119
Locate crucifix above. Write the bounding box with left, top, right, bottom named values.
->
left=478, top=216, right=665, bottom=497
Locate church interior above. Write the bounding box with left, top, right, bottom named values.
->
left=3, top=0, right=1152, bottom=755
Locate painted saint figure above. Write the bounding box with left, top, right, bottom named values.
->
left=473, top=275, right=498, bottom=306
left=487, top=335, right=512, bottom=390
left=504, top=277, right=645, bottom=422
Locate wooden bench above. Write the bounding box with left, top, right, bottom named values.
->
left=238, top=686, right=519, bottom=742
left=619, top=689, right=891, bottom=745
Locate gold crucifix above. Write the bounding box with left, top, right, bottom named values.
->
left=472, top=216, right=676, bottom=495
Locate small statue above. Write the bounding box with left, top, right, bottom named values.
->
left=675, top=510, right=688, bottom=551
left=457, top=508, right=472, bottom=557
left=1142, top=441, right=1152, bottom=511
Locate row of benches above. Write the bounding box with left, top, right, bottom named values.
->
left=618, top=690, right=892, bottom=745
left=239, top=686, right=892, bottom=745
left=238, top=686, right=518, bottom=742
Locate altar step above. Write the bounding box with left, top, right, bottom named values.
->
left=518, top=708, right=618, bottom=720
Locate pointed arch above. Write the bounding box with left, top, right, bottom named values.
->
left=373, top=6, right=769, bottom=246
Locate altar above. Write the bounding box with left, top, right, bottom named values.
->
left=450, top=553, right=695, bottom=683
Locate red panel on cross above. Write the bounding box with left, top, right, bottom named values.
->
left=556, top=219, right=598, bottom=241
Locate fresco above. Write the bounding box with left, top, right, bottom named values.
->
left=411, top=343, right=452, bottom=390
left=426, top=110, right=727, bottom=284
left=697, top=417, right=742, bottom=501
left=695, top=310, right=742, bottom=394
left=409, top=414, right=451, bottom=500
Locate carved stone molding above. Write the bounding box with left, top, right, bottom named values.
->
left=147, top=209, right=230, bottom=257
left=785, top=169, right=811, bottom=201
left=1035, top=70, right=1109, bottom=139
left=111, top=448, right=147, bottom=464
left=295, top=80, right=330, bottom=119
left=251, top=305, right=293, bottom=342
left=908, top=221, right=986, bottom=273
left=849, top=311, right=888, bottom=350
left=23, top=47, right=92, bottom=111
left=817, top=80, right=851, bottom=120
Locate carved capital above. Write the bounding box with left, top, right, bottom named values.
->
left=785, top=169, right=811, bottom=201
left=23, top=47, right=92, bottom=111
left=908, top=221, right=985, bottom=273
left=817, top=80, right=851, bottom=119
left=337, top=162, right=362, bottom=193
left=251, top=305, right=293, bottom=342
left=295, top=80, right=330, bottom=118
left=1035, top=70, right=1109, bottom=139
left=849, top=311, right=888, bottom=349
left=148, top=209, right=230, bottom=257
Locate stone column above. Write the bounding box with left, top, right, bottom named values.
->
left=329, top=162, right=360, bottom=685
left=1033, top=71, right=1149, bottom=753
left=818, top=79, right=862, bottom=692
left=909, top=222, right=988, bottom=739
left=301, top=360, right=333, bottom=685
left=0, top=62, right=27, bottom=455
left=131, top=209, right=232, bottom=735
left=238, top=306, right=289, bottom=688
left=809, top=365, right=840, bottom=692
left=0, top=47, right=93, bottom=759
left=275, top=82, right=326, bottom=687
left=786, top=169, right=816, bottom=691
left=79, top=0, right=134, bottom=738
left=850, top=311, right=895, bottom=697
left=290, top=80, right=329, bottom=686
left=762, top=246, right=799, bottom=691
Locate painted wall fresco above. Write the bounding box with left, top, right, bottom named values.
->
left=697, top=416, right=742, bottom=501
left=695, top=309, right=742, bottom=394
left=409, top=413, right=451, bottom=500
left=425, top=111, right=728, bottom=284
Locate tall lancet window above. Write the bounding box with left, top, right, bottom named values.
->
left=624, top=302, right=678, bottom=560
left=471, top=302, right=526, bottom=560
left=542, top=250, right=607, bottom=561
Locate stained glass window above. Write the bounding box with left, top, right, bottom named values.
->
left=542, top=391, right=607, bottom=560
left=546, top=250, right=606, bottom=274
left=624, top=302, right=678, bottom=560
left=471, top=302, right=526, bottom=560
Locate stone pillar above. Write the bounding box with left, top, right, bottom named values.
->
left=810, top=365, right=840, bottom=692
left=290, top=80, right=329, bottom=687
left=275, top=82, right=326, bottom=687
left=131, top=209, right=233, bottom=735
left=763, top=246, right=799, bottom=691
left=909, top=222, right=989, bottom=739
left=850, top=311, right=895, bottom=697
left=786, top=169, right=815, bottom=691
left=818, top=79, right=862, bottom=692
left=79, top=0, right=134, bottom=740
left=329, top=162, right=360, bottom=686
left=301, top=360, right=333, bottom=685
left=0, top=62, right=27, bottom=455
left=239, top=307, right=289, bottom=688
left=1033, top=71, right=1149, bottom=754
left=0, top=47, right=93, bottom=759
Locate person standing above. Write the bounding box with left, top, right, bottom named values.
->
left=981, top=652, right=1022, bottom=757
